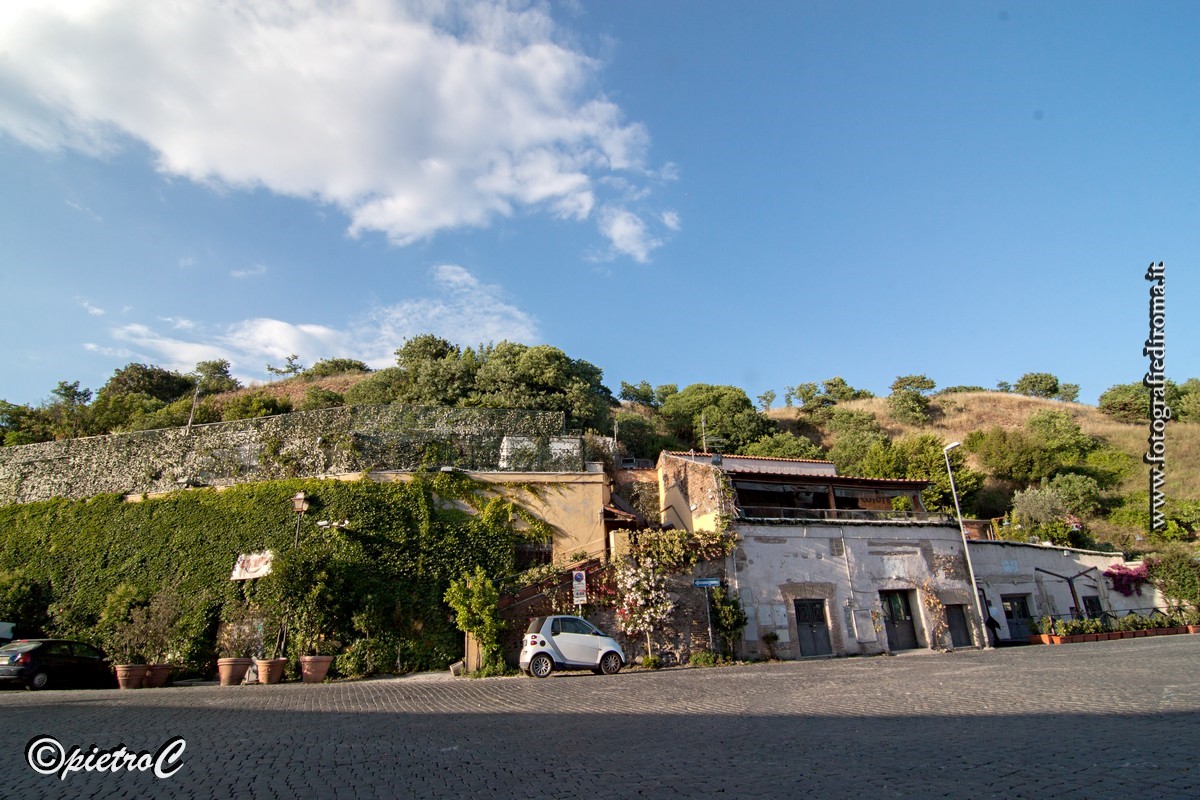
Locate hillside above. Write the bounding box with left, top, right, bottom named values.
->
left=767, top=391, right=1200, bottom=503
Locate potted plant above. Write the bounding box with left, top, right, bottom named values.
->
left=98, top=585, right=148, bottom=689
left=292, top=605, right=337, bottom=683
left=136, top=592, right=182, bottom=688
left=216, top=603, right=259, bottom=686
left=1028, top=617, right=1053, bottom=645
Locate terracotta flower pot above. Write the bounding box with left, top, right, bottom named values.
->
left=1048, top=635, right=1065, bottom=645
left=115, top=664, right=149, bottom=690
left=299, top=655, right=334, bottom=683
left=256, top=658, right=288, bottom=684
left=143, top=664, right=173, bottom=688
left=217, top=657, right=254, bottom=686
left=1188, top=625, right=1200, bottom=634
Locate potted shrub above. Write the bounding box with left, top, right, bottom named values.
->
left=1029, top=617, right=1054, bottom=645
left=293, top=606, right=337, bottom=683
left=136, top=592, right=182, bottom=688
left=216, top=603, right=259, bottom=686
left=1049, top=619, right=1067, bottom=645
left=98, top=584, right=148, bottom=689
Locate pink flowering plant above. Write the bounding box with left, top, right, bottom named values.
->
left=614, top=559, right=674, bottom=662
left=1104, top=563, right=1149, bottom=597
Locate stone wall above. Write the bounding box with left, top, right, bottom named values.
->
left=499, top=560, right=728, bottom=669
left=0, top=405, right=580, bottom=505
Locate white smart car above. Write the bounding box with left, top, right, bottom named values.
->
left=520, top=615, right=625, bottom=678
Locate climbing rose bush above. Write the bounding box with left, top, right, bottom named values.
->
left=614, top=559, right=674, bottom=637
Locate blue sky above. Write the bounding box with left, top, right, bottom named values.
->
left=2, top=1, right=1197, bottom=408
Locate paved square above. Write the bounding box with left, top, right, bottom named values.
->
left=1, top=636, right=1198, bottom=798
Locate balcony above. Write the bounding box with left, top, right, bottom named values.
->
left=736, top=505, right=954, bottom=524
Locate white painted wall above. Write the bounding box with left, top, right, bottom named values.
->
left=727, top=521, right=982, bottom=658
left=969, top=541, right=1164, bottom=640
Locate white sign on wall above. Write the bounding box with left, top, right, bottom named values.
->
left=572, top=570, right=587, bottom=604
left=230, top=550, right=275, bottom=581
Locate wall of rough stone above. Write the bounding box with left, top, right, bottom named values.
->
left=498, top=560, right=728, bottom=669
left=0, top=405, right=579, bottom=505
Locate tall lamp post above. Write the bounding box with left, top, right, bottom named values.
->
left=944, top=442, right=989, bottom=649
left=291, top=492, right=310, bottom=547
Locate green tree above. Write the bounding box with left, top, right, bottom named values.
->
left=1013, top=372, right=1060, bottom=399
left=1057, top=383, right=1081, bottom=403
left=887, top=375, right=935, bottom=424
left=303, top=358, right=371, bottom=380
left=659, top=384, right=774, bottom=452
left=299, top=386, right=345, bottom=411
left=195, top=360, right=241, bottom=394
left=220, top=392, right=293, bottom=421
left=821, top=376, right=873, bottom=401
left=619, top=380, right=658, bottom=408
left=826, top=408, right=888, bottom=476
left=99, top=363, right=193, bottom=403
left=860, top=434, right=983, bottom=513
left=756, top=390, right=776, bottom=412
left=470, top=342, right=614, bottom=432
left=616, top=411, right=678, bottom=460
left=47, top=380, right=93, bottom=439
left=742, top=431, right=824, bottom=460
left=444, top=566, right=505, bottom=675
left=1047, top=473, right=1101, bottom=517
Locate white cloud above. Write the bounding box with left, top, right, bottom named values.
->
left=83, top=342, right=132, bottom=359
left=661, top=210, right=681, bottom=231
left=356, top=264, right=538, bottom=364
left=0, top=0, right=668, bottom=259
left=598, top=207, right=660, bottom=263
left=230, top=264, right=268, bottom=279
left=96, top=265, right=538, bottom=379
left=81, top=300, right=105, bottom=316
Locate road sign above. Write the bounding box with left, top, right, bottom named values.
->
left=693, top=577, right=720, bottom=588
left=572, top=570, right=587, bottom=604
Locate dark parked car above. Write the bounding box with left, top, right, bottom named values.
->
left=0, top=639, right=116, bottom=690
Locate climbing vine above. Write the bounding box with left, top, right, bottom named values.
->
left=0, top=472, right=542, bottom=676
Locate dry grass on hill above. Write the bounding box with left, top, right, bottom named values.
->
left=770, top=391, right=1200, bottom=501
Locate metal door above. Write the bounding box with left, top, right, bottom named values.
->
left=1001, top=595, right=1033, bottom=640
left=879, top=591, right=919, bottom=651
left=792, top=599, right=833, bottom=657
left=945, top=604, right=972, bottom=648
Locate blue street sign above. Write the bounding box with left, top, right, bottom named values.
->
left=693, top=577, right=720, bottom=588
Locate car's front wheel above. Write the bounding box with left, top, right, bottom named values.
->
left=28, top=671, right=49, bottom=690
left=529, top=653, right=553, bottom=679
left=599, top=651, right=622, bottom=675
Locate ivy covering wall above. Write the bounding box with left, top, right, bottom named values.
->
left=0, top=405, right=578, bottom=505
left=0, top=472, right=544, bottom=675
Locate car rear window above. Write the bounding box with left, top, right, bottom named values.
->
left=0, top=642, right=39, bottom=655
left=526, top=617, right=546, bottom=634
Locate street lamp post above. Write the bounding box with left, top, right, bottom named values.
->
left=944, top=442, right=990, bottom=649
left=291, top=492, right=310, bottom=547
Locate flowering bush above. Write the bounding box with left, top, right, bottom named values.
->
left=614, top=559, right=674, bottom=654
left=1104, top=563, right=1149, bottom=597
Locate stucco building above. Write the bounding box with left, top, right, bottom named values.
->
left=968, top=539, right=1163, bottom=641
left=657, top=452, right=986, bottom=659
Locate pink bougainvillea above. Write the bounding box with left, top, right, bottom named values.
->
left=1104, top=563, right=1148, bottom=597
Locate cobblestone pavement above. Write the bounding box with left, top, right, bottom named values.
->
left=2, top=636, right=1198, bottom=799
